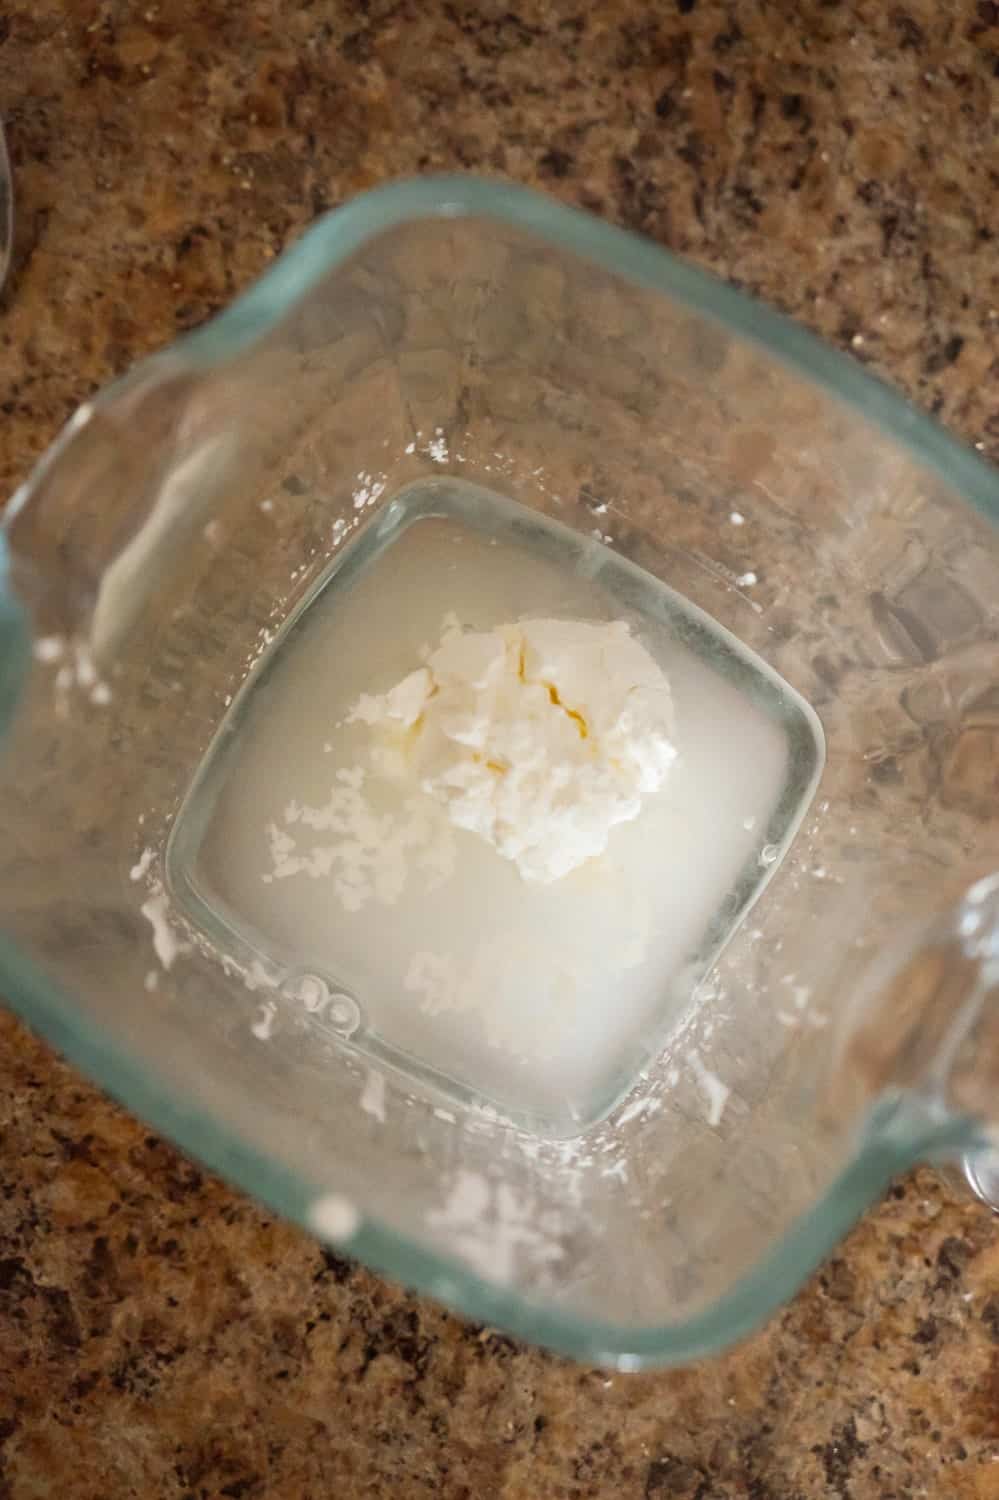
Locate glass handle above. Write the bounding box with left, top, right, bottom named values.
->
left=830, top=872, right=999, bottom=1204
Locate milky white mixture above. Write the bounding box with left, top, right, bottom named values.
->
left=349, top=615, right=678, bottom=884
left=185, top=512, right=795, bottom=1123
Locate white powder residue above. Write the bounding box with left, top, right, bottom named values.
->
left=404, top=949, right=459, bottom=1012
left=602, top=1157, right=629, bottom=1182
left=43, top=635, right=112, bottom=710
left=350, top=616, right=677, bottom=884
left=251, top=1000, right=277, bottom=1041
left=74, top=643, right=96, bottom=688
left=243, top=958, right=275, bottom=992
left=687, top=1049, right=730, bottom=1127
left=130, top=847, right=155, bottom=883
left=426, top=1171, right=564, bottom=1285
left=140, top=887, right=186, bottom=971
left=262, top=767, right=456, bottom=914
left=33, top=635, right=65, bottom=663
left=360, top=1069, right=386, bottom=1123
left=353, top=473, right=386, bottom=511
left=615, top=1095, right=652, bottom=1127
left=309, top=1193, right=361, bottom=1243
left=426, top=429, right=448, bottom=464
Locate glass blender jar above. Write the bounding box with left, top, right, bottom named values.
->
left=2, top=178, right=998, bottom=1368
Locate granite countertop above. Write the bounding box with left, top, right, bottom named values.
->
left=1, top=2, right=998, bottom=1495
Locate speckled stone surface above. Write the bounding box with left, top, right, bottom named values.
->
left=1, top=2, right=999, bottom=1496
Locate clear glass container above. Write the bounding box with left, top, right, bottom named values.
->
left=2, top=177, right=999, bottom=1368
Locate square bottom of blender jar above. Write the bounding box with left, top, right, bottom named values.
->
left=166, top=479, right=824, bottom=1138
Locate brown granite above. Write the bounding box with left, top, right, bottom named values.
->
left=1, top=1, right=999, bottom=1495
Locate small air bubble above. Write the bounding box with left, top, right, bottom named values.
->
left=326, top=992, right=362, bottom=1036
left=759, top=843, right=779, bottom=867
left=300, top=975, right=327, bottom=1010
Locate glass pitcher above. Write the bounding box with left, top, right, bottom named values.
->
left=2, top=178, right=998, bottom=1369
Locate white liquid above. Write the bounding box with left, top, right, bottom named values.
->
left=171, top=485, right=821, bottom=1132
